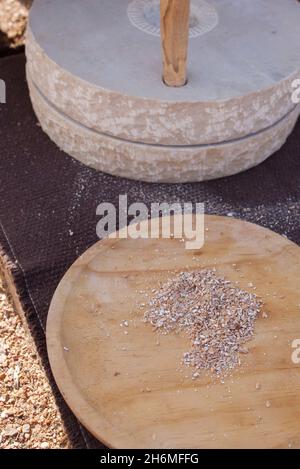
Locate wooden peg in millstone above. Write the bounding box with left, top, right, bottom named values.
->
left=160, top=0, right=190, bottom=87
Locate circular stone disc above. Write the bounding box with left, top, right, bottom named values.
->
left=28, top=0, right=300, bottom=102
left=26, top=0, right=300, bottom=146
left=47, top=216, right=300, bottom=449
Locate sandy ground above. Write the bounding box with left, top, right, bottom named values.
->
left=0, top=0, right=32, bottom=48
left=0, top=275, right=70, bottom=449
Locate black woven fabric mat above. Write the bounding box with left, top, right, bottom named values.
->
left=0, top=53, right=299, bottom=449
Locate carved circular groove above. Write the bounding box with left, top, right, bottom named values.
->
left=127, top=0, right=219, bottom=38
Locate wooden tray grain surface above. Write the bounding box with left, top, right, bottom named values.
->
left=47, top=215, right=300, bottom=448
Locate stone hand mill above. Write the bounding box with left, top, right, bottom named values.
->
left=26, top=0, right=300, bottom=182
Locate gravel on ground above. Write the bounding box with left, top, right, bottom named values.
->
left=0, top=274, right=70, bottom=449
left=0, top=0, right=32, bottom=48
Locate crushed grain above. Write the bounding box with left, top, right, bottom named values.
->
left=144, top=269, right=264, bottom=377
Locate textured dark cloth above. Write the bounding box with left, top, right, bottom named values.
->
left=0, top=54, right=299, bottom=449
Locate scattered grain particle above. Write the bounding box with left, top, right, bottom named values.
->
left=22, top=424, right=30, bottom=434
left=4, top=425, right=18, bottom=437
left=265, top=400, right=271, bottom=408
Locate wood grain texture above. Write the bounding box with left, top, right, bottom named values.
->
left=160, top=0, right=190, bottom=86
left=47, top=215, right=300, bottom=449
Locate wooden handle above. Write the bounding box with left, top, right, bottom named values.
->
left=160, top=0, right=190, bottom=87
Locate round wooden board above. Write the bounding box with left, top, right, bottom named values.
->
left=47, top=215, right=300, bottom=449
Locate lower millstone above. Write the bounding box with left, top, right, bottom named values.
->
left=27, top=70, right=300, bottom=183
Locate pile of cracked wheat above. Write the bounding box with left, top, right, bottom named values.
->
left=144, top=269, right=264, bottom=377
